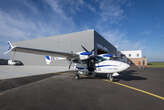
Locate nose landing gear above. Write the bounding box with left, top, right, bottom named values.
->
left=107, top=73, right=114, bottom=81
left=75, top=74, right=80, bottom=80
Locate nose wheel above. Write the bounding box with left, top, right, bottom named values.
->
left=74, top=74, right=80, bottom=80
left=107, top=73, right=114, bottom=81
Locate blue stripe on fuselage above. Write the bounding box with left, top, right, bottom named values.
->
left=96, top=65, right=117, bottom=68
left=103, top=54, right=113, bottom=57
left=76, top=65, right=117, bottom=70
left=76, top=67, right=85, bottom=70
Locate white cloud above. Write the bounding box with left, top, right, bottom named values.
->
left=91, top=0, right=145, bottom=52
left=45, top=0, right=67, bottom=19
left=0, top=11, right=30, bottom=41
left=98, top=0, right=128, bottom=24
left=0, top=44, right=9, bottom=58
left=100, top=30, right=146, bottom=51
left=0, top=0, right=78, bottom=41
left=23, top=0, right=40, bottom=15
left=45, top=0, right=83, bottom=16
left=0, top=0, right=77, bottom=58
left=0, top=0, right=134, bottom=59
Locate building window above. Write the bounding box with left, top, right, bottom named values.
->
left=129, top=54, right=131, bottom=57
left=137, top=54, right=139, bottom=57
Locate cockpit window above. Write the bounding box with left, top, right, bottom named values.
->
left=96, top=56, right=106, bottom=62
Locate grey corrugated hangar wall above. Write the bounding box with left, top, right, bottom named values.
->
left=12, top=30, right=117, bottom=66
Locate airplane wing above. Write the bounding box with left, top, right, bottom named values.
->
left=5, top=41, right=79, bottom=59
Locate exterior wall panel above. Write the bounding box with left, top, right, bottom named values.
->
left=13, top=30, right=94, bottom=65
left=12, top=30, right=116, bottom=66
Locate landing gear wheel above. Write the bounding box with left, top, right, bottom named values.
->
left=107, top=73, right=114, bottom=81
left=109, top=74, right=114, bottom=81
left=75, top=74, right=80, bottom=80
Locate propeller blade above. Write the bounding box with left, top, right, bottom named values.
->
left=91, top=48, right=95, bottom=55
left=81, top=45, right=89, bottom=53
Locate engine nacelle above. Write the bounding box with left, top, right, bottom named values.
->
left=79, top=55, right=89, bottom=60
left=98, top=54, right=113, bottom=60
left=76, top=51, right=90, bottom=60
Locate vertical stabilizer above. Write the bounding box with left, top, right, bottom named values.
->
left=45, top=56, right=52, bottom=64
left=8, top=41, right=14, bottom=51
left=4, top=41, right=14, bottom=54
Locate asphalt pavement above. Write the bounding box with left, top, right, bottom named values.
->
left=0, top=66, right=163, bottom=110
left=0, top=65, right=69, bottom=79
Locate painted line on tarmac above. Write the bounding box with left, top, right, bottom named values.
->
left=104, top=80, right=164, bottom=101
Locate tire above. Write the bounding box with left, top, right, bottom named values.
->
left=75, top=74, right=80, bottom=80
left=107, top=73, right=114, bottom=81
left=109, top=74, right=114, bottom=81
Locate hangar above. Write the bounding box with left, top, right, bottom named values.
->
left=12, top=30, right=117, bottom=66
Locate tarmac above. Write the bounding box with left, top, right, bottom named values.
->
left=0, top=66, right=163, bottom=110
left=0, top=65, right=69, bottom=79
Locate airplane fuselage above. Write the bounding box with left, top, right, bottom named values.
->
left=45, top=51, right=130, bottom=75
left=75, top=59, right=129, bottom=74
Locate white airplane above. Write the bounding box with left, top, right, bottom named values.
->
left=6, top=41, right=130, bottom=81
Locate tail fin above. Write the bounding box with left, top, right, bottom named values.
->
left=8, top=41, right=14, bottom=51
left=44, top=56, right=66, bottom=64
left=4, top=41, right=14, bottom=54
left=45, top=56, right=52, bottom=64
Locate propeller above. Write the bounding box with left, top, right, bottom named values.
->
left=81, top=45, right=96, bottom=73
left=81, top=45, right=89, bottom=53
left=91, top=48, right=95, bottom=55
left=81, top=45, right=95, bottom=56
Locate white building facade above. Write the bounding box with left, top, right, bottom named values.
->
left=119, top=50, right=147, bottom=66
left=121, top=50, right=142, bottom=58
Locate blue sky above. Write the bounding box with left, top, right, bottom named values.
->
left=0, top=0, right=164, bottom=61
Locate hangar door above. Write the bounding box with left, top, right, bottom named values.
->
left=97, top=48, right=108, bottom=55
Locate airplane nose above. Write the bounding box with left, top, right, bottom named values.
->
left=122, top=62, right=130, bottom=70
left=126, top=63, right=130, bottom=69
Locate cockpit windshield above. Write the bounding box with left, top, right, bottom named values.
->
left=96, top=56, right=106, bottom=62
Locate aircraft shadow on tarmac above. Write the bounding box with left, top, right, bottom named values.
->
left=118, top=69, right=147, bottom=81
left=80, top=69, right=147, bottom=81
